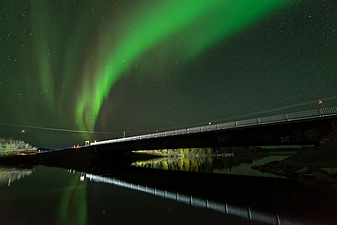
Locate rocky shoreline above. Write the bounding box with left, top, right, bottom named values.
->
left=252, top=133, right=337, bottom=195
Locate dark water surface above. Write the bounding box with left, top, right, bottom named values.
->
left=0, top=153, right=336, bottom=225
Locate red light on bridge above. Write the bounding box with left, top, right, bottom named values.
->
left=318, top=99, right=323, bottom=105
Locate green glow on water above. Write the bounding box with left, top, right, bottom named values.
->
left=59, top=173, right=88, bottom=225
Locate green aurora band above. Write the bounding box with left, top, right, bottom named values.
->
left=75, top=0, right=291, bottom=139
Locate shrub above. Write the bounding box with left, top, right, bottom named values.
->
left=0, top=138, right=37, bottom=156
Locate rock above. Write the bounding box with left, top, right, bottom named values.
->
left=250, top=135, right=337, bottom=194
left=320, top=167, right=337, bottom=175
left=313, top=170, right=336, bottom=184
left=296, top=167, right=308, bottom=174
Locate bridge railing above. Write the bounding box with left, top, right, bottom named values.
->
left=322, top=107, right=337, bottom=115
left=217, top=121, right=236, bottom=130
left=287, top=109, right=319, bottom=120
left=259, top=114, right=288, bottom=124
left=90, top=106, right=337, bottom=146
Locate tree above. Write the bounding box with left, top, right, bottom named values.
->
left=0, top=138, right=37, bottom=156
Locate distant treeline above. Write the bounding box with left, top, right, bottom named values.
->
left=132, top=153, right=269, bottom=172
left=0, top=138, right=37, bottom=156
left=135, top=148, right=215, bottom=157
left=135, top=146, right=299, bottom=157
left=217, top=146, right=265, bottom=153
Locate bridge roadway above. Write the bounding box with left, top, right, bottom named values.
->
left=90, top=106, right=337, bottom=152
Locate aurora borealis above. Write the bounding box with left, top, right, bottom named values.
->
left=1, top=0, right=337, bottom=148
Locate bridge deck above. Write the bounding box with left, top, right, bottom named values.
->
left=90, top=106, right=337, bottom=149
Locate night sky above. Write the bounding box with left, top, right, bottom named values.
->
left=1, top=0, right=336, bottom=148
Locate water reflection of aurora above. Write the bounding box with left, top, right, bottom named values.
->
left=58, top=170, right=88, bottom=225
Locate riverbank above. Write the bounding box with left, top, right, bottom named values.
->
left=252, top=132, right=337, bottom=194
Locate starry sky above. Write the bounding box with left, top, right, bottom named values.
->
left=0, top=0, right=336, bottom=148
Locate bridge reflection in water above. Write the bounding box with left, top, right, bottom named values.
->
left=81, top=171, right=334, bottom=225
left=84, top=174, right=283, bottom=224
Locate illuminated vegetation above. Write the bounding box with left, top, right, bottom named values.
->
left=132, top=156, right=215, bottom=172
left=134, top=146, right=268, bottom=158
left=134, top=147, right=215, bottom=158
left=132, top=147, right=275, bottom=172
left=132, top=151, right=270, bottom=173
left=0, top=138, right=37, bottom=156
left=0, top=167, right=33, bottom=186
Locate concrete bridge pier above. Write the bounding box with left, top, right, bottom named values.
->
left=319, top=119, right=337, bottom=145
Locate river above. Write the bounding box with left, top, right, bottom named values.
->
left=0, top=152, right=336, bottom=225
